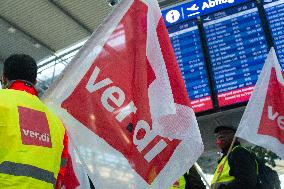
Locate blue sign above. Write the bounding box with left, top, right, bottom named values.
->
left=263, top=0, right=284, bottom=69
left=162, top=0, right=251, bottom=26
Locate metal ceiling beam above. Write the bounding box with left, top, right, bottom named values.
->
left=48, top=0, right=93, bottom=35
left=159, top=0, right=187, bottom=8
left=0, top=16, right=74, bottom=69
left=38, top=44, right=82, bottom=69
left=0, top=16, right=56, bottom=53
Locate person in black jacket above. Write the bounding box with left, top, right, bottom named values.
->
left=211, top=125, right=259, bottom=189
left=186, top=166, right=206, bottom=189
left=170, top=166, right=206, bottom=189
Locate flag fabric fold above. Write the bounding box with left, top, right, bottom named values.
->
left=62, top=140, right=90, bottom=189
left=43, top=0, right=203, bottom=188
left=236, top=47, right=284, bottom=159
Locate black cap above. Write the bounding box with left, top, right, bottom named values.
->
left=214, top=125, right=236, bottom=134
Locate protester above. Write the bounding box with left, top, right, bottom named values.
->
left=0, top=54, right=68, bottom=188
left=211, top=125, right=259, bottom=189
left=170, top=166, right=206, bottom=189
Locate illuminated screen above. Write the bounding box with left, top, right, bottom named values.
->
left=202, top=2, right=269, bottom=107
left=168, top=20, right=213, bottom=112
left=263, top=0, right=284, bottom=69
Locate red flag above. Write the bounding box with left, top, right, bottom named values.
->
left=44, top=0, right=203, bottom=188
left=258, top=67, right=284, bottom=143
left=237, top=47, right=284, bottom=159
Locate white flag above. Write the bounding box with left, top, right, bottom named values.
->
left=236, top=47, right=284, bottom=159
left=43, top=0, right=204, bottom=188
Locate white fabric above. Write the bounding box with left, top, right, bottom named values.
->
left=68, top=141, right=91, bottom=189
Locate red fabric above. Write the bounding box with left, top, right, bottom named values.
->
left=61, top=1, right=180, bottom=183
left=55, top=132, right=80, bottom=189
left=62, top=152, right=80, bottom=189
left=57, top=132, right=69, bottom=178
left=9, top=80, right=38, bottom=96
left=156, top=18, right=190, bottom=107
left=258, top=68, right=284, bottom=143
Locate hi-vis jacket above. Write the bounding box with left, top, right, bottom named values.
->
left=170, top=176, right=186, bottom=189
left=211, top=145, right=259, bottom=189
left=211, top=152, right=235, bottom=189
left=0, top=81, right=65, bottom=188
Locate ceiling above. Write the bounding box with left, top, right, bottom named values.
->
left=0, top=0, right=184, bottom=64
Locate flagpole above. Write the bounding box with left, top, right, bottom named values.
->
left=194, top=163, right=211, bottom=188
left=213, top=135, right=237, bottom=189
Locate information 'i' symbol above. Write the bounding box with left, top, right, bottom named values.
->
left=166, top=10, right=180, bottom=23
left=171, top=12, right=175, bottom=21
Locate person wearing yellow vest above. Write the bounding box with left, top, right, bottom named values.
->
left=0, top=54, right=66, bottom=188
left=170, top=166, right=206, bottom=189
left=211, top=125, right=259, bottom=189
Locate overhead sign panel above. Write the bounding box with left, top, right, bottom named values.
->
left=162, top=0, right=284, bottom=112
left=263, top=0, right=284, bottom=69
left=162, top=0, right=251, bottom=26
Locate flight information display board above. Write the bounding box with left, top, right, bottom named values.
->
left=168, top=20, right=213, bottom=112
left=203, top=2, right=269, bottom=107
left=263, top=0, right=284, bottom=68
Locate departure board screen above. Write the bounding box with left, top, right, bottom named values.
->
left=263, top=0, right=284, bottom=69
left=203, top=2, right=269, bottom=107
left=168, top=20, right=213, bottom=112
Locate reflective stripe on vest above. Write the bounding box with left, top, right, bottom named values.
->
left=0, top=161, right=56, bottom=186
left=170, top=175, right=186, bottom=189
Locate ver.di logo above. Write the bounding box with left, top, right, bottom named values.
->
left=165, top=10, right=180, bottom=24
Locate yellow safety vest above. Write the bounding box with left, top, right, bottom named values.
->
left=0, top=89, right=65, bottom=188
left=211, top=155, right=235, bottom=189
left=170, top=175, right=186, bottom=189
left=211, top=147, right=241, bottom=189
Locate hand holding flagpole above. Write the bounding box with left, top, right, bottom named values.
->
left=213, top=135, right=237, bottom=189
